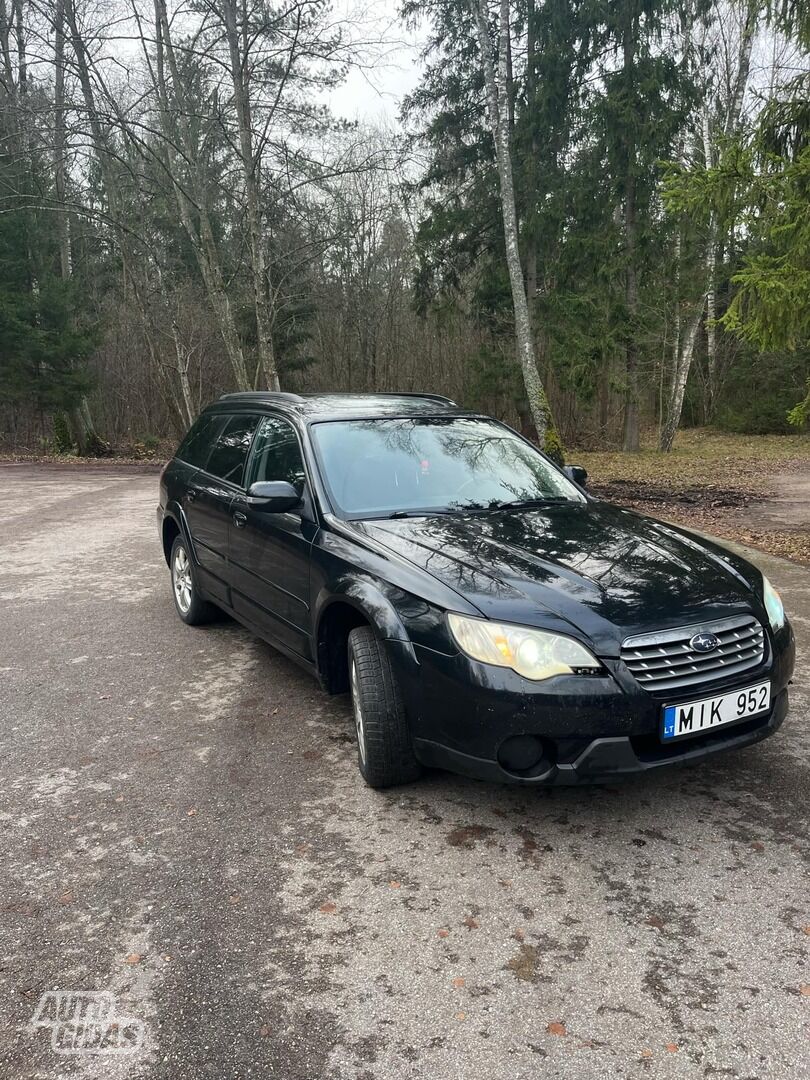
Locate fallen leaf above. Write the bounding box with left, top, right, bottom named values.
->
left=259, top=1025, right=271, bottom=1037
left=800, top=984, right=810, bottom=996
left=508, top=943, right=539, bottom=983
left=455, top=1012, right=466, bottom=1021
left=163, top=955, right=172, bottom=963
left=446, top=824, right=493, bottom=849
left=437, top=928, right=449, bottom=938
left=114, top=795, right=124, bottom=803
left=123, top=953, right=141, bottom=965
left=228, top=894, right=242, bottom=906
left=513, top=928, right=525, bottom=942
left=547, top=1021, right=566, bottom=1036
left=318, top=901, right=337, bottom=914
left=646, top=914, right=665, bottom=929
left=640, top=1049, right=653, bottom=1059
left=452, top=977, right=465, bottom=988
left=186, top=808, right=197, bottom=817
left=802, top=926, right=810, bottom=935
left=462, top=915, right=479, bottom=930
left=665, top=1042, right=679, bottom=1053
left=750, top=840, right=765, bottom=852
left=389, top=880, right=401, bottom=889
left=58, top=890, right=74, bottom=906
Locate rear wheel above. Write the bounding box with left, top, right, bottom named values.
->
left=348, top=626, right=422, bottom=788
left=170, top=535, right=217, bottom=626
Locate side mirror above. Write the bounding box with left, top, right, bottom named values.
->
left=246, top=480, right=301, bottom=513
left=563, top=465, right=588, bottom=488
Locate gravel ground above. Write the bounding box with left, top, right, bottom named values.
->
left=0, top=464, right=807, bottom=1080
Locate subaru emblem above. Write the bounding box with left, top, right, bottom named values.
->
left=690, top=632, right=720, bottom=653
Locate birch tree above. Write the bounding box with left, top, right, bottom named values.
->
left=470, top=0, right=550, bottom=445
left=660, top=0, right=759, bottom=451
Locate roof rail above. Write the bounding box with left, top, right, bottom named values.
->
left=381, top=392, right=458, bottom=406
left=218, top=391, right=304, bottom=403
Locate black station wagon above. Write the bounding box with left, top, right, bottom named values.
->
left=157, top=392, right=795, bottom=788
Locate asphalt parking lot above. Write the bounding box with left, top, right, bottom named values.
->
left=0, top=464, right=807, bottom=1080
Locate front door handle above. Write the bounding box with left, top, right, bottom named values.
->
left=233, top=511, right=247, bottom=528
left=187, top=486, right=200, bottom=503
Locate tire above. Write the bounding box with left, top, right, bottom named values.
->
left=348, top=626, right=423, bottom=788
left=169, top=534, right=218, bottom=626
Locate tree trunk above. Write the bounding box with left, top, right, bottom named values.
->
left=53, top=0, right=71, bottom=280
left=55, top=0, right=105, bottom=455
left=623, top=187, right=640, bottom=451
left=524, top=0, right=538, bottom=316
left=67, top=0, right=192, bottom=439
left=621, top=14, right=640, bottom=452
left=659, top=302, right=703, bottom=451
left=702, top=98, right=718, bottom=419
left=660, top=6, right=757, bottom=448
left=471, top=0, right=549, bottom=444
left=221, top=0, right=279, bottom=391
left=725, top=0, right=757, bottom=138
left=152, top=0, right=252, bottom=391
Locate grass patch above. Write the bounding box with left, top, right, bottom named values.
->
left=573, top=429, right=810, bottom=494
left=573, top=428, right=810, bottom=566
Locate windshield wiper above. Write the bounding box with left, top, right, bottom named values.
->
left=385, top=507, right=465, bottom=519
left=381, top=499, right=568, bottom=520
left=474, top=497, right=570, bottom=513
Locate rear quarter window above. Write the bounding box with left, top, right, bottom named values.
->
left=204, top=414, right=261, bottom=486
left=175, top=413, right=227, bottom=469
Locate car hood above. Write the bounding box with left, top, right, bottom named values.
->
left=355, top=502, right=763, bottom=657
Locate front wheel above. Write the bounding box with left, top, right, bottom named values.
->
left=170, top=535, right=217, bottom=626
left=348, top=626, right=423, bottom=788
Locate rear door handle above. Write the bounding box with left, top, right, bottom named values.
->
left=233, top=511, right=247, bottom=528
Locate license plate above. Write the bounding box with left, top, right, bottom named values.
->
left=662, top=681, right=771, bottom=741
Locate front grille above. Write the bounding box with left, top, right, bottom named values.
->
left=621, top=614, right=765, bottom=695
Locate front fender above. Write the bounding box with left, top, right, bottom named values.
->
left=313, top=577, right=424, bottom=714
left=314, top=576, right=416, bottom=656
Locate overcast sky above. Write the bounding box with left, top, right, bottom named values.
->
left=326, top=1, right=426, bottom=123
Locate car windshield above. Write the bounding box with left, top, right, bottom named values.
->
left=310, top=417, right=585, bottom=518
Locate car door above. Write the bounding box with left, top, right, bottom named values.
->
left=228, top=414, right=318, bottom=660
left=185, top=412, right=261, bottom=605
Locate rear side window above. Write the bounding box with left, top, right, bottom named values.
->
left=204, top=414, right=260, bottom=486
left=175, top=413, right=226, bottom=468
left=247, top=415, right=307, bottom=491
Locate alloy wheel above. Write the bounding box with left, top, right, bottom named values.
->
left=173, top=545, right=193, bottom=614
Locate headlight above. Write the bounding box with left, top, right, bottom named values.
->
left=447, top=613, right=601, bottom=681
left=762, top=575, right=785, bottom=631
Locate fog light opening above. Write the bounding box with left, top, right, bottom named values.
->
left=497, top=734, right=555, bottom=779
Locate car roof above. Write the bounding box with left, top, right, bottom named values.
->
left=211, top=391, right=476, bottom=421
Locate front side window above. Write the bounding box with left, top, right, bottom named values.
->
left=310, top=417, right=585, bottom=518
left=247, top=415, right=307, bottom=491
left=204, top=414, right=260, bottom=486
left=175, top=413, right=227, bottom=469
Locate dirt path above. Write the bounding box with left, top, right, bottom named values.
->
left=751, top=469, right=810, bottom=531
left=590, top=460, right=810, bottom=567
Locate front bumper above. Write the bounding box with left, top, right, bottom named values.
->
left=391, top=621, right=795, bottom=786
left=414, top=688, right=789, bottom=785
